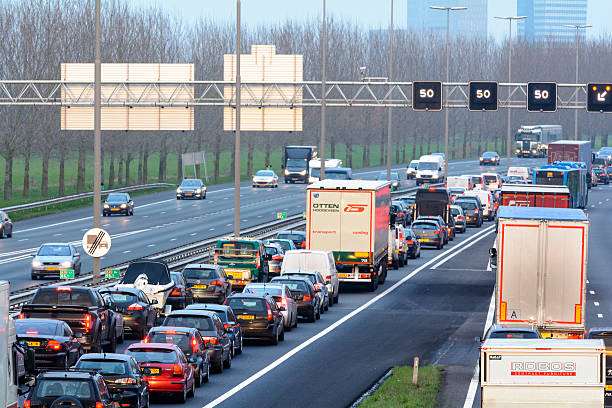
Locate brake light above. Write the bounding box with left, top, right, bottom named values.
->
left=267, top=303, right=273, bottom=321
left=301, top=241, right=306, bottom=248
left=170, top=288, right=181, bottom=296
left=474, top=209, right=479, bottom=215
left=223, top=323, right=231, bottom=330
left=24, top=401, right=30, bottom=408
left=18, top=313, right=24, bottom=319
left=406, top=240, right=414, bottom=244
left=434, top=231, right=440, bottom=235
left=272, top=255, right=283, bottom=260
left=164, top=330, right=177, bottom=334
left=25, top=331, right=38, bottom=335
left=127, top=303, right=143, bottom=311
left=56, top=287, right=72, bottom=292
left=281, top=297, right=287, bottom=309
left=458, top=216, right=463, bottom=220
left=95, top=403, right=103, bottom=408
left=46, top=340, right=61, bottom=351
left=255, top=255, right=261, bottom=269
left=202, top=336, right=218, bottom=345
left=173, top=364, right=183, bottom=377
left=192, top=337, right=198, bottom=353
left=398, top=213, right=403, bottom=217
left=210, top=280, right=223, bottom=286
left=325, top=275, right=331, bottom=283
left=84, top=314, right=92, bottom=332
left=303, top=295, right=312, bottom=302
left=143, top=337, right=149, bottom=343
left=214, top=251, right=219, bottom=264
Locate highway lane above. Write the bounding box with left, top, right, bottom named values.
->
left=109, top=221, right=498, bottom=408
left=0, top=157, right=543, bottom=293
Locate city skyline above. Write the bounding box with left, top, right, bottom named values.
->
left=518, top=0, right=588, bottom=42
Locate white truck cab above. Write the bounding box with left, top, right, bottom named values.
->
left=416, top=155, right=445, bottom=186
left=308, top=158, right=342, bottom=183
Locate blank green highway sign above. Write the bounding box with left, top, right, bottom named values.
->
left=60, top=269, right=75, bottom=279
left=105, top=269, right=120, bottom=279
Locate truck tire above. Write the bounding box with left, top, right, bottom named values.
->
left=399, top=255, right=404, bottom=267
left=378, top=264, right=387, bottom=284
left=369, top=275, right=379, bottom=292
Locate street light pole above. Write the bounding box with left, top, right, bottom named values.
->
left=93, top=0, right=101, bottom=284
left=564, top=24, right=591, bottom=141
left=320, top=0, right=326, bottom=181
left=387, top=0, right=393, bottom=181
left=430, top=6, right=467, bottom=180
left=495, top=15, right=526, bottom=169
left=234, top=0, right=241, bottom=237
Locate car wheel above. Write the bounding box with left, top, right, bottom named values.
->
left=270, top=327, right=279, bottom=345
left=176, top=197, right=180, bottom=200
left=104, top=326, right=117, bottom=353
left=315, top=305, right=321, bottom=320
left=91, top=335, right=102, bottom=353
left=279, top=325, right=285, bottom=341
left=379, top=264, right=387, bottom=284
left=118, top=327, right=124, bottom=344
left=236, top=336, right=243, bottom=355
left=230, top=340, right=236, bottom=356
left=437, top=242, right=442, bottom=250
left=177, top=385, right=187, bottom=404
left=393, top=259, right=399, bottom=270
left=223, top=348, right=232, bottom=369
left=308, top=310, right=316, bottom=323
left=215, top=356, right=224, bottom=373
left=285, top=318, right=292, bottom=331
left=204, top=362, right=210, bottom=382
left=31, top=273, right=37, bottom=280
left=187, top=378, right=195, bottom=398
left=334, top=291, right=339, bottom=304
left=7, top=230, right=12, bottom=238
left=0, top=230, right=4, bottom=239
left=195, top=365, right=203, bottom=387
left=293, top=313, right=299, bottom=327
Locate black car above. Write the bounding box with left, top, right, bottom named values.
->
left=162, top=310, right=232, bottom=373
left=181, top=264, right=232, bottom=304
left=176, top=178, right=206, bottom=200
left=404, top=229, right=421, bottom=259
left=75, top=353, right=149, bottom=408
left=390, top=201, right=409, bottom=227
left=266, top=276, right=320, bottom=322
left=593, top=167, right=610, bottom=185
left=226, top=293, right=285, bottom=345
left=377, top=171, right=401, bottom=191
left=103, top=193, right=134, bottom=216
left=416, top=216, right=450, bottom=244
left=0, top=210, right=13, bottom=238
left=15, top=318, right=82, bottom=370
left=145, top=326, right=210, bottom=386
left=454, top=196, right=484, bottom=227
left=275, top=230, right=306, bottom=249
left=479, top=324, right=542, bottom=341
left=167, top=272, right=194, bottom=310
left=25, top=370, right=116, bottom=408
left=480, top=151, right=500, bottom=166
left=186, top=304, right=244, bottom=357
left=100, top=288, right=158, bottom=339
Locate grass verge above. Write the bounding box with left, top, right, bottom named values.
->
left=360, top=365, right=444, bottom=408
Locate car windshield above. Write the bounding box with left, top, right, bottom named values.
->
left=34, top=379, right=94, bottom=399
left=104, top=292, right=139, bottom=305
left=126, top=348, right=178, bottom=364
left=38, top=245, right=70, bottom=256
left=412, top=222, right=437, bottom=230
left=264, top=246, right=279, bottom=256
left=469, top=176, right=482, bottom=185
left=182, top=267, right=219, bottom=280
left=164, top=315, right=213, bottom=331
left=255, top=171, right=274, bottom=177
left=483, top=152, right=496, bottom=158
left=377, top=172, right=398, bottom=180
left=455, top=201, right=477, bottom=211
left=106, top=193, right=127, bottom=202
left=15, top=320, right=57, bottom=336
left=484, top=175, right=497, bottom=183
left=488, top=331, right=539, bottom=339
left=147, top=332, right=192, bottom=352
left=171, top=274, right=182, bottom=285
left=266, top=240, right=292, bottom=251
left=77, top=360, right=128, bottom=375
left=450, top=208, right=461, bottom=216
left=286, top=158, right=306, bottom=169
left=244, top=286, right=283, bottom=297
left=121, top=261, right=171, bottom=285
left=218, top=241, right=256, bottom=259
left=282, top=274, right=316, bottom=284
left=324, top=171, right=350, bottom=180
left=270, top=280, right=308, bottom=293
left=277, top=233, right=304, bottom=242
left=180, top=180, right=201, bottom=187
left=227, top=298, right=267, bottom=313
left=400, top=197, right=416, bottom=205
left=418, top=162, right=438, bottom=170
left=408, top=162, right=418, bottom=169
left=31, top=289, right=94, bottom=306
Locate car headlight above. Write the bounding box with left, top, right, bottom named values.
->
left=195, top=188, right=201, bottom=193
left=202, top=186, right=206, bottom=191
left=392, top=182, right=398, bottom=186
left=120, top=203, right=127, bottom=209
left=32, top=260, right=42, bottom=268
left=515, top=149, right=520, bottom=153
left=300, top=170, right=307, bottom=176
left=103, top=204, right=110, bottom=209
left=60, top=260, right=72, bottom=268
left=177, top=188, right=182, bottom=193
left=479, top=157, right=483, bottom=161
left=284, top=169, right=289, bottom=175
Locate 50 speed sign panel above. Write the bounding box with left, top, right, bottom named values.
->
left=527, top=82, right=557, bottom=112
left=468, top=81, right=498, bottom=111
left=412, top=81, right=442, bottom=111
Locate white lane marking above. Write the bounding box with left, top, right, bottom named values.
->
left=594, top=302, right=600, bottom=306
left=226, top=223, right=232, bottom=226
left=203, top=228, right=498, bottom=408
left=122, top=250, right=131, bottom=254
left=257, top=215, right=262, bottom=218
left=190, top=233, right=197, bottom=236
left=138, top=199, right=174, bottom=208
left=462, top=291, right=496, bottom=408
left=15, top=216, right=92, bottom=234
left=161, top=211, right=166, bottom=214
left=591, top=205, right=595, bottom=208
left=53, top=233, right=62, bottom=236
left=598, top=314, right=604, bottom=318
left=147, top=244, right=155, bottom=247
left=431, top=226, right=496, bottom=269
left=587, top=279, right=590, bottom=284
left=209, top=228, right=215, bottom=231
left=599, top=202, right=603, bottom=205
left=224, top=197, right=229, bottom=200
left=170, top=238, right=177, bottom=241
left=607, top=198, right=610, bottom=202
left=81, top=228, right=88, bottom=232
left=103, top=223, right=110, bottom=227
left=590, top=290, right=595, bottom=295
left=143, top=215, right=149, bottom=218
left=18, top=238, right=28, bottom=242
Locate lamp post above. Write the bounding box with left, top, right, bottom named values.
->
left=234, top=0, right=241, bottom=237
left=387, top=0, right=393, bottom=181
left=563, top=24, right=591, bottom=141
left=320, top=0, right=327, bottom=180
left=93, top=0, right=101, bottom=283
left=495, top=15, right=527, bottom=168
left=430, top=6, right=467, bottom=180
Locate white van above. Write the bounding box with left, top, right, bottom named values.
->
left=416, top=155, right=445, bottom=185
left=465, top=189, right=495, bottom=220
left=507, top=166, right=531, bottom=181
left=308, top=158, right=342, bottom=183
left=465, top=174, right=484, bottom=190
left=481, top=173, right=501, bottom=191
left=446, top=175, right=473, bottom=190
left=281, top=250, right=340, bottom=303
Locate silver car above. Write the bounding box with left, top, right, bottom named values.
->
left=450, top=205, right=467, bottom=233
left=242, top=282, right=298, bottom=330
left=252, top=170, right=279, bottom=188
left=31, top=243, right=82, bottom=280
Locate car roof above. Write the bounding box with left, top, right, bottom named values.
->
left=16, top=318, right=62, bottom=325
left=184, top=263, right=221, bottom=270
left=186, top=304, right=230, bottom=312
left=489, top=324, right=539, bottom=333
left=39, top=371, right=97, bottom=379
left=412, top=219, right=438, bottom=225
left=167, top=309, right=217, bottom=318
left=100, top=287, right=143, bottom=295
left=38, top=242, right=73, bottom=247
left=128, top=342, right=180, bottom=351
left=149, top=326, right=197, bottom=334
left=277, top=230, right=306, bottom=235
left=79, top=353, right=132, bottom=362
left=228, top=293, right=274, bottom=300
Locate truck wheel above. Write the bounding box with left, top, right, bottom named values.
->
left=393, top=259, right=399, bottom=270
left=369, top=276, right=379, bottom=292
left=398, top=255, right=404, bottom=267
left=378, top=264, right=387, bottom=284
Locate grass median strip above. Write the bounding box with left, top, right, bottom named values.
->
left=360, top=366, right=443, bottom=408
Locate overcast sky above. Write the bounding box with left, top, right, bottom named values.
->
left=131, top=0, right=610, bottom=41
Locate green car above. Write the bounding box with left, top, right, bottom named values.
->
left=214, top=238, right=269, bottom=291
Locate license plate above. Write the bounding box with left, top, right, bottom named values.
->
left=27, top=341, right=40, bottom=347
left=46, top=267, right=59, bottom=271
left=193, top=284, right=207, bottom=289
left=111, top=208, right=119, bottom=211
left=238, top=315, right=254, bottom=320
left=147, top=368, right=160, bottom=375
left=185, top=193, right=192, bottom=196
left=338, top=273, right=351, bottom=278
left=420, top=239, right=430, bottom=242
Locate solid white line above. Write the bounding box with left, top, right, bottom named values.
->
left=462, top=291, right=495, bottom=408
left=590, top=290, right=596, bottom=295
left=594, top=302, right=600, bottom=306
left=598, top=314, right=604, bottom=318
left=202, top=229, right=495, bottom=408
left=15, top=216, right=92, bottom=234
left=431, top=226, right=495, bottom=269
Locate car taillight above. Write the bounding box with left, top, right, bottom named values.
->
left=256, top=255, right=261, bottom=269
left=170, top=288, right=181, bottom=296
left=474, top=209, right=479, bottom=214
left=114, top=378, right=137, bottom=385
left=267, top=303, right=273, bottom=321
left=325, top=275, right=331, bottom=283
left=202, top=336, right=218, bottom=345
left=434, top=231, right=440, bottom=235
left=303, top=294, right=311, bottom=302
left=272, top=255, right=283, bottom=260
left=407, top=240, right=414, bottom=244
left=214, top=251, right=219, bottom=264
left=25, top=331, right=38, bottom=335
left=192, top=337, right=198, bottom=353
left=281, top=297, right=287, bottom=309
left=56, top=287, right=72, bottom=292
left=24, top=401, right=30, bottom=408
left=127, top=303, right=143, bottom=311
left=398, top=213, right=404, bottom=217
left=84, top=314, right=92, bottom=332
left=173, top=364, right=183, bottom=377
left=143, top=337, right=149, bottom=343
left=95, top=403, right=103, bottom=408
left=223, top=323, right=231, bottom=330
left=18, top=313, right=24, bottom=319
left=46, top=340, right=62, bottom=351
left=210, top=280, right=223, bottom=286
left=301, top=242, right=306, bottom=248
left=458, top=216, right=463, bottom=220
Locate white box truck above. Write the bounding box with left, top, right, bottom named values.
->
left=306, top=180, right=390, bottom=291
left=490, top=206, right=588, bottom=339
left=480, top=339, right=605, bottom=407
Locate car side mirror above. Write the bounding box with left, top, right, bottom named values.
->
left=279, top=306, right=286, bottom=311
left=474, top=336, right=483, bottom=342
left=489, top=248, right=497, bottom=268
left=266, top=254, right=273, bottom=261
left=227, top=275, right=233, bottom=280
left=151, top=299, right=158, bottom=305
left=189, top=357, right=198, bottom=364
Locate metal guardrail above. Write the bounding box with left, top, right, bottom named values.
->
left=2, top=183, right=174, bottom=213
left=8, top=183, right=438, bottom=311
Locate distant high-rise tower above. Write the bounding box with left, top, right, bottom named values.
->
left=406, top=0, right=488, bottom=38
left=517, top=0, right=588, bottom=42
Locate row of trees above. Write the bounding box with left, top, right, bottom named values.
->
left=1, top=0, right=611, bottom=200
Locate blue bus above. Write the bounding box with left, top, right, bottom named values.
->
left=533, top=163, right=588, bottom=208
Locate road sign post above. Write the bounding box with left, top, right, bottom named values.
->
left=587, top=83, right=612, bottom=113
left=468, top=81, right=498, bottom=111
left=60, top=269, right=75, bottom=280
left=527, top=82, right=557, bottom=112
left=412, top=81, right=442, bottom=111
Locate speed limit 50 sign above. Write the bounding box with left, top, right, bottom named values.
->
left=527, top=82, right=557, bottom=112
left=412, top=81, right=442, bottom=111
left=468, top=81, right=498, bottom=111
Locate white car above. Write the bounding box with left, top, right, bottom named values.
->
left=406, top=160, right=419, bottom=179
left=243, top=282, right=298, bottom=330
left=481, top=173, right=502, bottom=191
left=281, top=250, right=339, bottom=305
left=252, top=170, right=279, bottom=188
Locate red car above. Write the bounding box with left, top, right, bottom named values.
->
left=125, top=342, right=195, bottom=403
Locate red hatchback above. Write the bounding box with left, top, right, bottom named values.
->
left=125, top=342, right=195, bottom=403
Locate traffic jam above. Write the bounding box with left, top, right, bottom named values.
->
left=4, top=139, right=612, bottom=408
